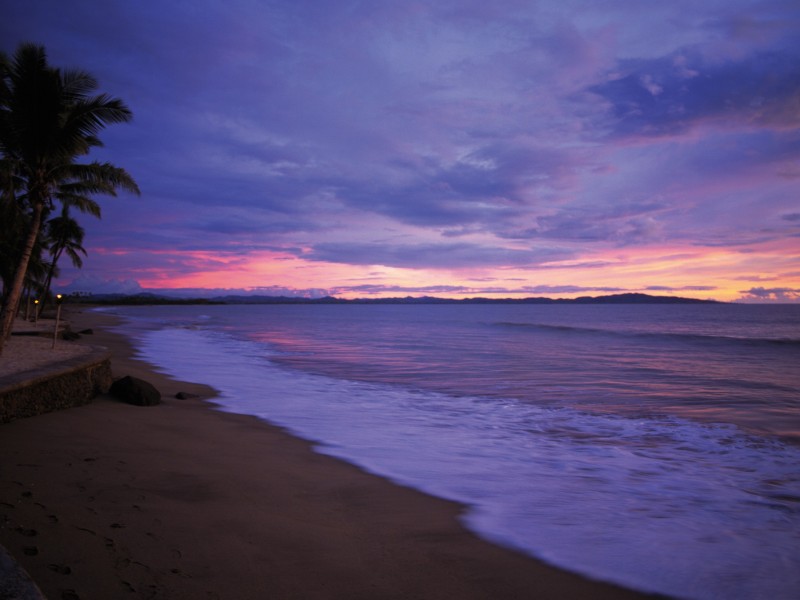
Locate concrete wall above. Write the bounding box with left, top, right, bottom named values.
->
left=0, top=349, right=112, bottom=423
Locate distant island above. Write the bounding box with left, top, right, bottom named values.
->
left=65, top=292, right=720, bottom=305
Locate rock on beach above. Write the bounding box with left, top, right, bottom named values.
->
left=109, top=375, right=161, bottom=406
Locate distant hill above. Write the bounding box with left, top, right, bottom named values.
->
left=568, top=293, right=718, bottom=304
left=68, top=292, right=720, bottom=305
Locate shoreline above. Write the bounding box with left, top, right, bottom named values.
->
left=0, top=307, right=660, bottom=599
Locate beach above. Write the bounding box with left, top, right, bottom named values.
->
left=0, top=308, right=658, bottom=600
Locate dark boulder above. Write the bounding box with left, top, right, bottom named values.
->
left=110, top=376, right=161, bottom=406
left=175, top=391, right=199, bottom=400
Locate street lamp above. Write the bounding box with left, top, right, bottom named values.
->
left=33, top=299, right=39, bottom=323
left=52, top=294, right=64, bottom=349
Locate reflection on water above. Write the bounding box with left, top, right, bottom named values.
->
left=242, top=304, right=800, bottom=441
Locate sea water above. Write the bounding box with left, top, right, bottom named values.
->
left=103, top=303, right=800, bottom=600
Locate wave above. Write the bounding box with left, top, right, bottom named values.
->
left=493, top=320, right=800, bottom=347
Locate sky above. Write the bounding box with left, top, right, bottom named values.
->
left=3, top=0, right=799, bottom=301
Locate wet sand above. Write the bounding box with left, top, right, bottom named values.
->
left=0, top=308, right=660, bottom=599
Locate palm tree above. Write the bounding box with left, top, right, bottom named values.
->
left=0, top=43, right=139, bottom=354
left=38, top=206, right=88, bottom=315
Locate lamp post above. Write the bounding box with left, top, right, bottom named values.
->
left=52, top=294, right=64, bottom=349
left=33, top=299, right=39, bottom=324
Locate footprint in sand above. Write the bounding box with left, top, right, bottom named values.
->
left=60, top=589, right=80, bottom=600
left=121, top=580, right=136, bottom=593
left=23, top=546, right=38, bottom=556
left=15, top=526, right=37, bottom=537
left=48, top=563, right=72, bottom=575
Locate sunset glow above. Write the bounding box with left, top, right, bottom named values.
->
left=4, top=1, right=798, bottom=301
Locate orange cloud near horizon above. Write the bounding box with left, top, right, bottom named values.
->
left=77, top=242, right=799, bottom=303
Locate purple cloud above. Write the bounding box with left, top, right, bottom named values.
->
left=2, top=1, right=797, bottom=299
left=305, top=242, right=572, bottom=270
left=588, top=49, right=800, bottom=138
left=739, top=287, right=800, bottom=302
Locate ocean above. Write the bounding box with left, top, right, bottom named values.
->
left=102, top=302, right=800, bottom=600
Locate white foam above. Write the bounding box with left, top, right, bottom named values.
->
left=137, top=326, right=800, bottom=600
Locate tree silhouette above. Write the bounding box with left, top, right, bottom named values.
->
left=0, top=43, right=139, bottom=354
left=38, top=206, right=89, bottom=315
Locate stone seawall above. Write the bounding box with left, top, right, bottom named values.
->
left=0, top=348, right=112, bottom=423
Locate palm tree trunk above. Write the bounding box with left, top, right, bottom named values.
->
left=0, top=201, right=44, bottom=355
left=38, top=250, right=62, bottom=317
left=24, top=287, right=31, bottom=321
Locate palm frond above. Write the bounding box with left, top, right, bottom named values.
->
left=60, top=68, right=98, bottom=102
left=54, top=190, right=102, bottom=218
left=63, top=162, right=141, bottom=196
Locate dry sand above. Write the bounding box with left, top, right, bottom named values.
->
left=0, top=308, right=660, bottom=599
left=0, top=320, right=93, bottom=378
